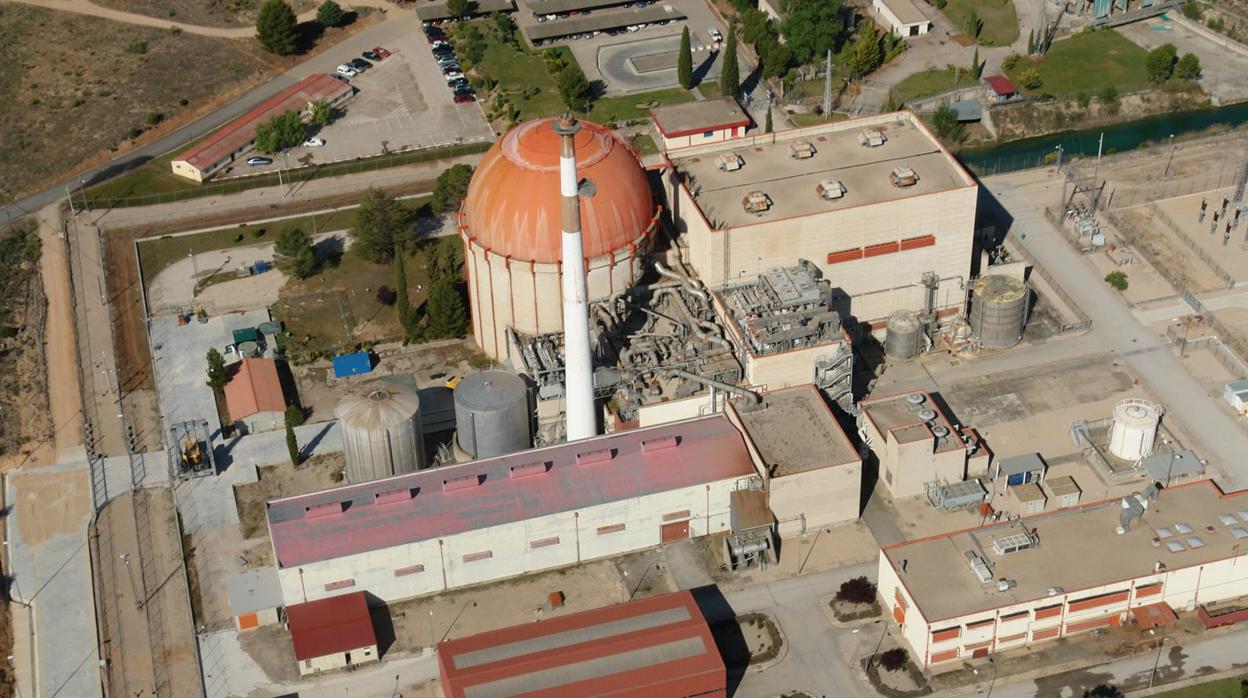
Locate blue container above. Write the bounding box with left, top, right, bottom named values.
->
left=332, top=352, right=373, bottom=378
left=253, top=260, right=271, bottom=274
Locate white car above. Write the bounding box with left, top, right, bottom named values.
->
left=303, top=137, right=326, bottom=148
left=336, top=64, right=358, bottom=77
left=444, top=71, right=465, bottom=82
left=709, top=28, right=724, bottom=43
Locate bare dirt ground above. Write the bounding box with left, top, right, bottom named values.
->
left=91, top=0, right=321, bottom=28
left=233, top=453, right=346, bottom=539
left=0, top=225, right=52, bottom=468
left=1107, top=207, right=1225, bottom=293
left=0, top=4, right=281, bottom=195
left=197, top=270, right=289, bottom=316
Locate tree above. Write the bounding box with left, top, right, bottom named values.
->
left=395, top=242, right=412, bottom=328
left=492, top=11, right=515, bottom=38
left=205, top=348, right=228, bottom=393
left=764, top=106, right=773, bottom=133
left=1145, top=43, right=1178, bottom=82
left=555, top=63, right=593, bottom=112
left=254, top=110, right=305, bottom=154
left=426, top=280, right=468, bottom=338
left=847, top=26, right=883, bottom=78
left=316, top=0, right=344, bottom=27
left=1176, top=52, right=1202, bottom=80
left=970, top=47, right=981, bottom=78
left=1105, top=271, right=1128, bottom=291
left=878, top=648, right=908, bottom=672
left=274, top=226, right=317, bottom=279
left=255, top=0, right=298, bottom=55
left=835, top=576, right=877, bottom=605
left=432, top=163, right=475, bottom=215
left=1181, top=0, right=1202, bottom=19
left=720, top=25, right=740, bottom=97
left=309, top=99, right=333, bottom=127
left=284, top=407, right=301, bottom=466
left=779, top=0, right=847, bottom=65
left=1019, top=66, right=1043, bottom=90
left=930, top=103, right=965, bottom=144
left=447, top=0, right=470, bottom=16
left=1027, top=28, right=1035, bottom=54
left=678, top=27, right=694, bottom=89
left=965, top=7, right=981, bottom=38
left=351, top=189, right=408, bottom=263
left=429, top=239, right=463, bottom=282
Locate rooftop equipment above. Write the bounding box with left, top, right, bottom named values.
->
left=742, top=191, right=772, bottom=214
left=815, top=179, right=846, bottom=200
left=454, top=370, right=531, bottom=460
left=859, top=128, right=887, bottom=147
left=890, top=166, right=918, bottom=187
left=336, top=380, right=425, bottom=483
left=716, top=152, right=744, bottom=171
left=924, top=479, right=987, bottom=511
left=1108, top=399, right=1163, bottom=462
left=789, top=139, right=816, bottom=159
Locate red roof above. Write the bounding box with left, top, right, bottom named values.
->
left=1132, top=602, right=1179, bottom=630
left=175, top=74, right=351, bottom=171
left=224, top=358, right=285, bottom=420
left=266, top=415, right=756, bottom=568
left=460, top=117, right=656, bottom=264
left=438, top=590, right=725, bottom=698
left=286, top=591, right=376, bottom=661
left=983, top=75, right=1018, bottom=96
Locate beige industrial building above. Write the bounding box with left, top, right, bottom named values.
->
left=459, top=117, right=660, bottom=362
left=661, top=111, right=977, bottom=328
left=872, top=0, right=933, bottom=37
left=858, top=390, right=989, bottom=499
left=728, top=386, right=861, bottom=536
left=285, top=591, right=378, bottom=676
left=649, top=97, right=752, bottom=151
left=266, top=415, right=761, bottom=605
left=878, top=480, right=1248, bottom=669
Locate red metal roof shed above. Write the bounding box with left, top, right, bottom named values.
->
left=438, top=590, right=726, bottom=698
left=286, top=591, right=376, bottom=661
left=224, top=358, right=286, bottom=420
left=983, top=75, right=1019, bottom=97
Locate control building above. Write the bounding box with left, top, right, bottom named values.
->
left=858, top=390, right=989, bottom=499
left=878, top=480, right=1248, bottom=669
left=661, top=111, right=977, bottom=328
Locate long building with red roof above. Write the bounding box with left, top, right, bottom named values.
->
left=171, top=73, right=353, bottom=182
left=438, top=590, right=726, bottom=698
left=266, top=414, right=762, bottom=605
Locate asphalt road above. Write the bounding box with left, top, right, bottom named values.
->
left=2, top=11, right=419, bottom=223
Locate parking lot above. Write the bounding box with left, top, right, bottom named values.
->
left=514, top=0, right=729, bottom=94
left=235, top=13, right=493, bottom=177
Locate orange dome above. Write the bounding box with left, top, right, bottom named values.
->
left=461, top=118, right=654, bottom=264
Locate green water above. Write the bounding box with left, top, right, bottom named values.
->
left=959, top=100, right=1248, bottom=175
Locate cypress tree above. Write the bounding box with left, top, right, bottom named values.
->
left=720, top=25, right=740, bottom=97
left=678, top=27, right=694, bottom=89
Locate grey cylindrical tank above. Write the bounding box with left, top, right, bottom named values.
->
left=335, top=381, right=425, bottom=483
left=454, top=371, right=531, bottom=459
left=969, top=275, right=1029, bottom=349
left=885, top=311, right=922, bottom=360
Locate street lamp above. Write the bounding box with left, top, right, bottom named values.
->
left=1147, top=631, right=1170, bottom=688
left=1164, top=134, right=1176, bottom=179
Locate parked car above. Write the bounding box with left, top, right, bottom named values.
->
left=426, top=32, right=444, bottom=43
left=448, top=78, right=470, bottom=89
left=453, top=93, right=476, bottom=104
left=332, top=73, right=351, bottom=83
left=433, top=48, right=456, bottom=59
left=246, top=156, right=272, bottom=166
left=302, top=137, right=326, bottom=147
left=349, top=58, right=370, bottom=71
left=431, top=40, right=449, bottom=49
left=436, top=56, right=459, bottom=67
left=336, top=64, right=358, bottom=77
left=441, top=64, right=462, bottom=75
left=709, top=28, right=723, bottom=43
left=362, top=50, right=381, bottom=62
left=372, top=46, right=392, bottom=58
left=444, top=71, right=465, bottom=82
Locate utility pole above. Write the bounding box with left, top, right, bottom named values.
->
left=822, top=49, right=833, bottom=116
left=1163, top=134, right=1176, bottom=178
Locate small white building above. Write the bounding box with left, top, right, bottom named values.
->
left=285, top=591, right=378, bottom=676
left=1223, top=378, right=1248, bottom=414
left=650, top=98, right=752, bottom=151
left=225, top=568, right=283, bottom=632
left=872, top=0, right=933, bottom=37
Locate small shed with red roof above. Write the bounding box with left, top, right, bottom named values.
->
left=286, top=591, right=378, bottom=676
left=983, top=75, right=1020, bottom=102
left=224, top=358, right=287, bottom=434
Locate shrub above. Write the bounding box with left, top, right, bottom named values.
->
left=1105, top=271, right=1128, bottom=291
left=376, top=285, right=397, bottom=305
left=878, top=648, right=909, bottom=672
left=1181, top=0, right=1201, bottom=19
left=836, top=576, right=878, bottom=605
left=233, top=233, right=245, bottom=243
left=1019, top=67, right=1043, bottom=90
left=1002, top=53, right=1020, bottom=70
left=126, top=41, right=148, bottom=54
left=1076, top=91, right=1091, bottom=108
left=145, top=112, right=164, bottom=126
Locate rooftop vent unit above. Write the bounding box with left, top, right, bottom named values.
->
left=1116, top=494, right=1148, bottom=534
left=991, top=531, right=1039, bottom=556
left=1046, top=586, right=1065, bottom=597
left=716, top=152, right=744, bottom=171
left=890, top=166, right=919, bottom=188
left=789, top=139, right=816, bottom=159
left=932, top=424, right=951, bottom=445
left=816, top=178, right=846, bottom=200
left=997, top=579, right=1018, bottom=592
left=742, top=190, right=772, bottom=215
left=859, top=128, right=887, bottom=148
left=906, top=393, right=927, bottom=411
left=918, top=408, right=938, bottom=422
left=964, top=550, right=994, bottom=583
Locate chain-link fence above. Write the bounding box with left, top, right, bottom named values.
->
left=963, top=149, right=1056, bottom=177
left=87, top=140, right=493, bottom=209
left=1099, top=164, right=1243, bottom=210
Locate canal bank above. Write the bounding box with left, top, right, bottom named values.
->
left=961, top=99, right=1248, bottom=175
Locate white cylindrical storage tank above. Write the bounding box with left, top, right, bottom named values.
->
left=454, top=371, right=531, bottom=460
left=969, top=275, right=1029, bottom=349
left=335, top=381, right=425, bottom=483
left=459, top=118, right=658, bottom=362
left=1108, top=399, right=1163, bottom=461
left=885, top=311, right=922, bottom=360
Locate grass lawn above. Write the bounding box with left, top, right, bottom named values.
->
left=469, top=26, right=565, bottom=120
left=629, top=133, right=659, bottom=155
left=589, top=88, right=694, bottom=123
left=893, top=67, right=979, bottom=102
left=942, top=0, right=1020, bottom=45
left=1152, top=675, right=1247, bottom=697
left=697, top=82, right=723, bottom=99
left=1005, top=29, right=1149, bottom=97
left=788, top=112, right=849, bottom=127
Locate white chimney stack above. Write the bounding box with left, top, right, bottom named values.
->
left=553, top=116, right=596, bottom=441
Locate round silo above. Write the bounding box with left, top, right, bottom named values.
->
left=1108, top=399, right=1163, bottom=461
left=454, top=371, right=531, bottom=460
left=335, top=381, right=425, bottom=483
left=969, top=275, right=1029, bottom=349
left=885, top=311, right=922, bottom=360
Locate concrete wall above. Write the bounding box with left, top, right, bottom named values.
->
left=276, top=476, right=751, bottom=605
left=770, top=464, right=860, bottom=536
left=296, top=644, right=379, bottom=676
left=239, top=410, right=284, bottom=435
left=863, top=417, right=966, bottom=499
left=464, top=237, right=641, bottom=362
left=660, top=126, right=745, bottom=152
left=638, top=394, right=721, bottom=427
left=878, top=551, right=1248, bottom=669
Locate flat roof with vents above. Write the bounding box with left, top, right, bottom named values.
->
left=438, top=590, right=724, bottom=698
left=266, top=415, right=756, bottom=568
left=859, top=390, right=963, bottom=452
left=883, top=479, right=1248, bottom=622
left=729, top=385, right=859, bottom=476
left=669, top=111, right=972, bottom=230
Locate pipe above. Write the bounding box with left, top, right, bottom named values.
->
left=653, top=260, right=709, bottom=301
left=554, top=117, right=596, bottom=442
left=656, top=287, right=734, bottom=351
left=663, top=368, right=761, bottom=403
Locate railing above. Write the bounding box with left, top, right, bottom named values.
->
left=1147, top=203, right=1236, bottom=288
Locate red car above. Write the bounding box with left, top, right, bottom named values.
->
left=372, top=46, right=391, bottom=58
left=453, top=93, right=476, bottom=104
left=426, top=32, right=444, bottom=44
